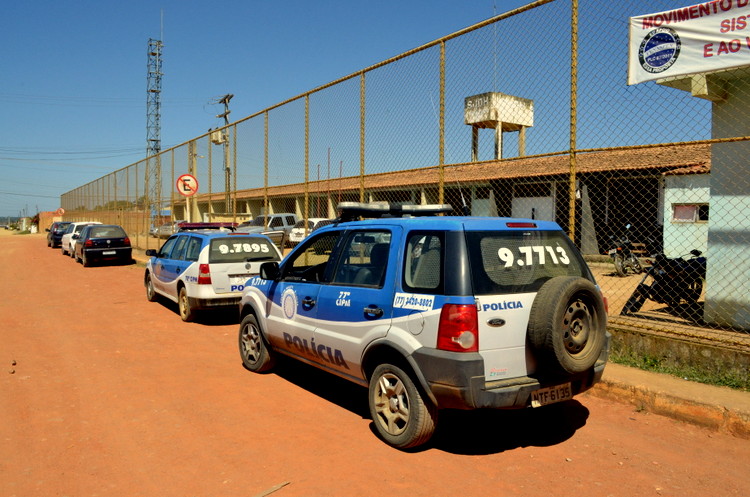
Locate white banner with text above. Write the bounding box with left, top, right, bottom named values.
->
left=629, top=0, right=750, bottom=84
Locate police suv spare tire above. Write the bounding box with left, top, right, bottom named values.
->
left=527, top=276, right=606, bottom=375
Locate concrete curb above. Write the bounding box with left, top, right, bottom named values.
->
left=587, top=363, right=750, bottom=439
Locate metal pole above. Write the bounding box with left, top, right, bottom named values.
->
left=359, top=72, right=366, bottom=203
left=188, top=141, right=196, bottom=223
left=264, top=111, right=269, bottom=217
left=170, top=150, right=175, bottom=225
left=568, top=0, right=579, bottom=241
left=305, top=96, right=310, bottom=227
left=208, top=139, right=212, bottom=221
left=232, top=125, right=237, bottom=223
left=224, top=132, right=230, bottom=214
left=439, top=40, right=446, bottom=206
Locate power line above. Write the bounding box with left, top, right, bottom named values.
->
left=0, top=93, right=202, bottom=107
left=0, top=147, right=144, bottom=157
left=0, top=190, right=60, bottom=199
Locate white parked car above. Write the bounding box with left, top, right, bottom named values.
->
left=61, top=222, right=101, bottom=257
left=287, top=218, right=334, bottom=246
left=144, top=225, right=283, bottom=322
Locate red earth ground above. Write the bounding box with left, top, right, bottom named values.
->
left=1, top=231, right=748, bottom=497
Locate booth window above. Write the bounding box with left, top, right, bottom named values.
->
left=672, top=203, right=709, bottom=223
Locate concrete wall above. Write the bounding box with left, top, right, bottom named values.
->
left=663, top=173, right=710, bottom=258
left=704, top=76, right=750, bottom=329
left=609, top=327, right=749, bottom=387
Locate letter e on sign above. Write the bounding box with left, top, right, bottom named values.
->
left=176, top=174, right=199, bottom=197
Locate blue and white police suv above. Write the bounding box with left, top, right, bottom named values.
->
left=144, top=223, right=282, bottom=322
left=237, top=203, right=609, bottom=449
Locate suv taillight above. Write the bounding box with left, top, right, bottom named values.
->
left=437, top=304, right=479, bottom=352
left=198, top=263, right=212, bottom=285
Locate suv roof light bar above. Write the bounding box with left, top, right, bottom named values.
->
left=336, top=202, right=453, bottom=222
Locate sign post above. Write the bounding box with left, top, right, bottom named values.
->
left=176, top=174, right=198, bottom=222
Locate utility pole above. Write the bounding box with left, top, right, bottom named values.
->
left=212, top=94, right=233, bottom=212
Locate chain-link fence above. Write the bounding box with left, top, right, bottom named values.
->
left=61, top=0, right=750, bottom=346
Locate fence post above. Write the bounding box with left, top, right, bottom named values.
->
left=359, top=71, right=366, bottom=203
left=264, top=111, right=269, bottom=216
left=232, top=126, right=237, bottom=223
left=439, top=40, right=446, bottom=206
left=568, top=0, right=579, bottom=241
left=304, top=95, right=310, bottom=226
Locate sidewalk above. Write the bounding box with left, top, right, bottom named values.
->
left=589, top=362, right=750, bottom=439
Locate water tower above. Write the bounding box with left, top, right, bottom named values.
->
left=464, top=92, right=534, bottom=160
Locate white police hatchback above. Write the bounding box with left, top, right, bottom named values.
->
left=145, top=223, right=282, bottom=322
left=238, top=203, right=609, bottom=449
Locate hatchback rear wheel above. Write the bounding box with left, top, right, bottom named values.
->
left=178, top=287, right=195, bottom=322
left=145, top=274, right=157, bottom=302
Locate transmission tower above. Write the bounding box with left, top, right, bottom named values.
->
left=146, top=38, right=163, bottom=225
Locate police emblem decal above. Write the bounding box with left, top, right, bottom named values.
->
left=281, top=287, right=298, bottom=319
left=638, top=27, right=681, bottom=74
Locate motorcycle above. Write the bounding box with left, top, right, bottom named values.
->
left=620, top=248, right=707, bottom=315
left=608, top=224, right=643, bottom=277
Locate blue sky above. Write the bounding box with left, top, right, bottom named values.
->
left=1, top=1, right=708, bottom=219
left=0, top=0, right=536, bottom=217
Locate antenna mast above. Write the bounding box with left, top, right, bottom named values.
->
left=146, top=37, right=164, bottom=226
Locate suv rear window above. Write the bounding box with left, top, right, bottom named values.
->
left=208, top=237, right=278, bottom=263
left=466, top=230, right=589, bottom=295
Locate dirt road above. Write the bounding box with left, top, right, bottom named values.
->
left=2, top=232, right=748, bottom=497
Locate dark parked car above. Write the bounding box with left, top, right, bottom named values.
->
left=46, top=221, right=71, bottom=248
left=73, top=224, right=133, bottom=267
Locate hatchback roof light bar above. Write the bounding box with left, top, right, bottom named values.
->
left=505, top=222, right=537, bottom=228
left=178, top=222, right=237, bottom=231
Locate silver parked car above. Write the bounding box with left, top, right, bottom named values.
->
left=155, top=220, right=186, bottom=238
